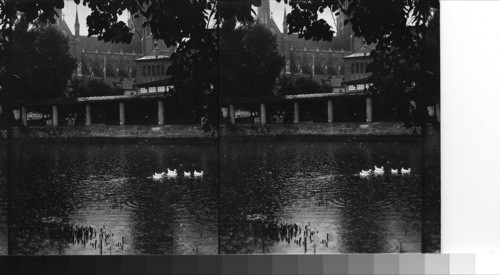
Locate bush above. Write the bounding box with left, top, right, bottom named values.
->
left=68, top=78, right=123, bottom=98
left=277, top=76, right=330, bottom=95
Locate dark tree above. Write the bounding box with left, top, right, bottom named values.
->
left=276, top=76, right=329, bottom=96
left=282, top=0, right=440, bottom=126
left=220, top=22, right=285, bottom=98
left=68, top=78, right=122, bottom=98
left=1, top=0, right=439, bottom=128
left=9, top=22, right=77, bottom=101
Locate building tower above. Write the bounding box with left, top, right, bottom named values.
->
left=258, top=0, right=271, bottom=24
left=283, top=6, right=288, bottom=34
left=74, top=8, right=80, bottom=37
left=74, top=7, right=83, bottom=75
left=282, top=6, right=291, bottom=61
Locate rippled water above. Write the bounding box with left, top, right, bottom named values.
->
left=0, top=141, right=218, bottom=255
left=0, top=136, right=440, bottom=255
left=0, top=145, right=7, bottom=255
left=220, top=137, right=440, bottom=254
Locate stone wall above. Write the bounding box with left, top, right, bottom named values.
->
left=2, top=125, right=215, bottom=140
left=1, top=122, right=419, bottom=140
left=220, top=122, right=418, bottom=137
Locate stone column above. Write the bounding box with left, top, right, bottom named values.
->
left=293, top=102, right=300, bottom=123
left=52, top=105, right=58, bottom=126
left=435, top=103, right=440, bottom=122
left=366, top=97, right=372, bottom=123
left=229, top=104, right=235, bottom=124
left=21, top=106, right=27, bottom=127
left=158, top=100, right=165, bottom=125
left=260, top=103, right=266, bottom=125
left=85, top=104, right=92, bottom=126
left=327, top=100, right=333, bottom=123
left=119, top=102, right=125, bottom=126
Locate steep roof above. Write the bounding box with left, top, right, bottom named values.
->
left=80, top=36, right=142, bottom=54
left=343, top=44, right=373, bottom=59
left=135, top=47, right=172, bottom=61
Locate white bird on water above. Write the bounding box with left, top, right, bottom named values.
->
left=167, top=169, right=178, bottom=177
left=152, top=172, right=165, bottom=180
left=391, top=168, right=398, bottom=174
left=401, top=168, right=411, bottom=174
left=359, top=169, right=372, bottom=177
left=184, top=171, right=191, bottom=177
left=374, top=165, right=384, bottom=173
left=194, top=170, right=204, bottom=177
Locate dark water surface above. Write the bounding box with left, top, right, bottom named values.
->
left=0, top=141, right=218, bottom=255
left=0, top=136, right=440, bottom=255
left=220, top=137, right=440, bottom=254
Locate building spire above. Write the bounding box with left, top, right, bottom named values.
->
left=74, top=6, right=80, bottom=37
left=283, top=5, right=288, bottom=34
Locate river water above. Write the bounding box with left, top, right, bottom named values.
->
left=0, top=141, right=218, bottom=255
left=220, top=137, right=440, bottom=254
left=0, top=136, right=440, bottom=255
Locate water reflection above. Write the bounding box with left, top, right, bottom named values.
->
left=2, top=141, right=218, bottom=255
left=220, top=138, right=439, bottom=254
left=0, top=144, right=7, bottom=255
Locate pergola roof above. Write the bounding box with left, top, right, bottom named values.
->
left=13, top=94, right=165, bottom=107
left=221, top=91, right=365, bottom=104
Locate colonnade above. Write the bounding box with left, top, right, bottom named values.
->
left=19, top=100, right=166, bottom=127
left=228, top=97, right=374, bottom=125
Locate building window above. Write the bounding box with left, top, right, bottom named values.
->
left=355, top=63, right=359, bottom=74
left=361, top=63, right=364, bottom=73
left=149, top=87, right=156, bottom=93
left=161, top=65, right=165, bottom=75
left=148, top=66, right=151, bottom=76
left=152, top=65, right=156, bottom=76
left=157, top=65, right=160, bottom=77
left=143, top=66, right=146, bottom=76
left=351, top=63, right=354, bottom=74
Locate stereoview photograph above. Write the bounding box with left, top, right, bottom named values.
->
left=0, top=0, right=439, bottom=255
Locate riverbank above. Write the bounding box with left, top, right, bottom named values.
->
left=0, top=122, right=433, bottom=140
left=220, top=122, right=421, bottom=138
left=0, top=125, right=216, bottom=140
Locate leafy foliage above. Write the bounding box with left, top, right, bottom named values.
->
left=9, top=22, right=77, bottom=100
left=276, top=75, right=330, bottom=95
left=220, top=22, right=285, bottom=98
left=279, top=0, right=440, bottom=126
left=1, top=0, right=440, bottom=128
left=68, top=78, right=122, bottom=98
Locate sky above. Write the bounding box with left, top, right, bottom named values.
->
left=61, top=0, right=336, bottom=37
left=62, top=1, right=129, bottom=36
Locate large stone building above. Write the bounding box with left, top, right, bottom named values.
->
left=53, top=8, right=171, bottom=90
left=257, top=1, right=365, bottom=86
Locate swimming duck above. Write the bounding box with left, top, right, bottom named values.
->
left=391, top=168, right=398, bottom=174
left=194, top=170, right=204, bottom=177
left=374, top=165, right=384, bottom=173
left=167, top=169, right=177, bottom=177
left=359, top=170, right=372, bottom=177
left=401, top=168, right=411, bottom=174
left=153, top=172, right=165, bottom=180
left=184, top=171, right=191, bottom=177
left=374, top=169, right=384, bottom=175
